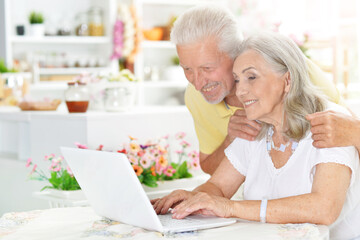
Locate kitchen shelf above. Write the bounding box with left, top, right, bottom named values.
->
left=141, top=81, right=187, bottom=88
left=29, top=81, right=68, bottom=91
left=38, top=67, right=111, bottom=75
left=140, top=0, right=218, bottom=6
left=11, top=36, right=111, bottom=44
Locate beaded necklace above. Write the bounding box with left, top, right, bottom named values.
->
left=266, top=126, right=298, bottom=154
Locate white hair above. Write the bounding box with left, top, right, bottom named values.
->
left=170, top=5, right=242, bottom=59
left=236, top=31, right=327, bottom=141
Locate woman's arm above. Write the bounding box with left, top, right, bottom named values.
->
left=172, top=162, right=351, bottom=226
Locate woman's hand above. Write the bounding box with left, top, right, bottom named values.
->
left=171, top=192, right=234, bottom=219
left=151, top=190, right=197, bottom=215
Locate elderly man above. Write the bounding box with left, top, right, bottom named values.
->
left=170, top=5, right=360, bottom=175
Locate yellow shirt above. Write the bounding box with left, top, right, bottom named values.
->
left=185, top=58, right=343, bottom=154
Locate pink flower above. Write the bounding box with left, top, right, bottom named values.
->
left=66, top=166, right=74, bottom=176
left=190, top=159, right=201, bottom=170
left=304, top=31, right=312, bottom=39
left=175, top=150, right=183, bottom=154
left=157, top=145, right=167, bottom=153
left=52, top=157, right=63, bottom=165
left=188, top=150, right=199, bottom=161
left=30, top=164, right=37, bottom=175
left=26, top=158, right=32, bottom=167
left=180, top=140, right=190, bottom=148
left=74, top=142, right=88, bottom=149
left=44, top=153, right=55, bottom=161
left=52, top=167, right=61, bottom=172
left=155, top=162, right=165, bottom=175
left=175, top=132, right=186, bottom=140
left=164, top=166, right=176, bottom=177
left=140, top=158, right=151, bottom=168
left=289, top=34, right=304, bottom=46
left=129, top=156, right=139, bottom=165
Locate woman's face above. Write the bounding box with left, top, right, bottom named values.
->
left=233, top=50, right=290, bottom=125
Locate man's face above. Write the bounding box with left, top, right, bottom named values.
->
left=176, top=38, right=235, bottom=104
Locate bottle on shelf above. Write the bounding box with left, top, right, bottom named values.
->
left=64, top=82, right=90, bottom=113
left=88, top=7, right=104, bottom=36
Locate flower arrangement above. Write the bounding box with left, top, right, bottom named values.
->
left=75, top=132, right=200, bottom=187
left=104, top=69, right=137, bottom=82
left=26, top=154, right=80, bottom=191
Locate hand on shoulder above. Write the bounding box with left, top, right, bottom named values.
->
left=306, top=110, right=360, bottom=148
left=228, top=109, right=262, bottom=141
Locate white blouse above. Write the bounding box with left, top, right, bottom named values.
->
left=224, top=102, right=360, bottom=240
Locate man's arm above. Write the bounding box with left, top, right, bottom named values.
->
left=306, top=110, right=360, bottom=155
left=200, top=109, right=261, bottom=174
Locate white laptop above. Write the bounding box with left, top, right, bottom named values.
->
left=60, top=147, right=237, bottom=233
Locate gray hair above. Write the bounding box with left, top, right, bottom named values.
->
left=170, top=5, right=242, bottom=59
left=236, top=32, right=327, bottom=141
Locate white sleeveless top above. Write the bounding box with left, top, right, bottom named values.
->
left=224, top=102, right=360, bottom=240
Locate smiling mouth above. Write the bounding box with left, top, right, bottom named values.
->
left=244, top=99, right=258, bottom=107
left=202, top=83, right=219, bottom=93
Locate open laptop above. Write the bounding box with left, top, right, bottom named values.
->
left=60, top=147, right=236, bottom=233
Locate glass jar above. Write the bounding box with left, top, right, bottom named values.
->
left=75, top=12, right=89, bottom=36
left=65, top=82, right=89, bottom=113
left=104, top=87, right=134, bottom=112
left=88, top=7, right=104, bottom=36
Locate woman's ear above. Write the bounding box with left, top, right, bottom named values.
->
left=284, top=72, right=291, bottom=93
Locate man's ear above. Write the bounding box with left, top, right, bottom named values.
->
left=284, top=72, right=291, bottom=93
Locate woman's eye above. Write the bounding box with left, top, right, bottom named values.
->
left=248, top=76, right=256, bottom=80
left=234, top=79, right=240, bottom=83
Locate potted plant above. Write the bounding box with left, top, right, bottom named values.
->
left=75, top=132, right=202, bottom=195
left=28, top=11, right=45, bottom=37
left=26, top=154, right=84, bottom=200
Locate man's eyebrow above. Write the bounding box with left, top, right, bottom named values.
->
left=242, top=67, right=255, bottom=73
left=179, top=62, right=218, bottom=68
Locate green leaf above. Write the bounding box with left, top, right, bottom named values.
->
left=143, top=174, right=158, bottom=188
left=138, top=175, right=144, bottom=183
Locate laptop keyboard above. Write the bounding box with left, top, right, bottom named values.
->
left=158, top=214, right=202, bottom=228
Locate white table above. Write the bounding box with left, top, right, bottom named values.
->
left=0, top=207, right=329, bottom=240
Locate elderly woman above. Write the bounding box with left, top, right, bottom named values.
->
left=151, top=32, right=360, bottom=240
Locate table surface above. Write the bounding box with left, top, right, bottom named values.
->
left=0, top=207, right=329, bottom=240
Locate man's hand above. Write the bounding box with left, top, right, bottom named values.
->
left=306, top=110, right=360, bottom=148
left=228, top=109, right=261, bottom=141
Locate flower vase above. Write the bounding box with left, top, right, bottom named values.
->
left=45, top=189, right=86, bottom=200
left=104, top=82, right=137, bottom=112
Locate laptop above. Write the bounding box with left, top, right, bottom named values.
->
left=60, top=147, right=237, bottom=233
